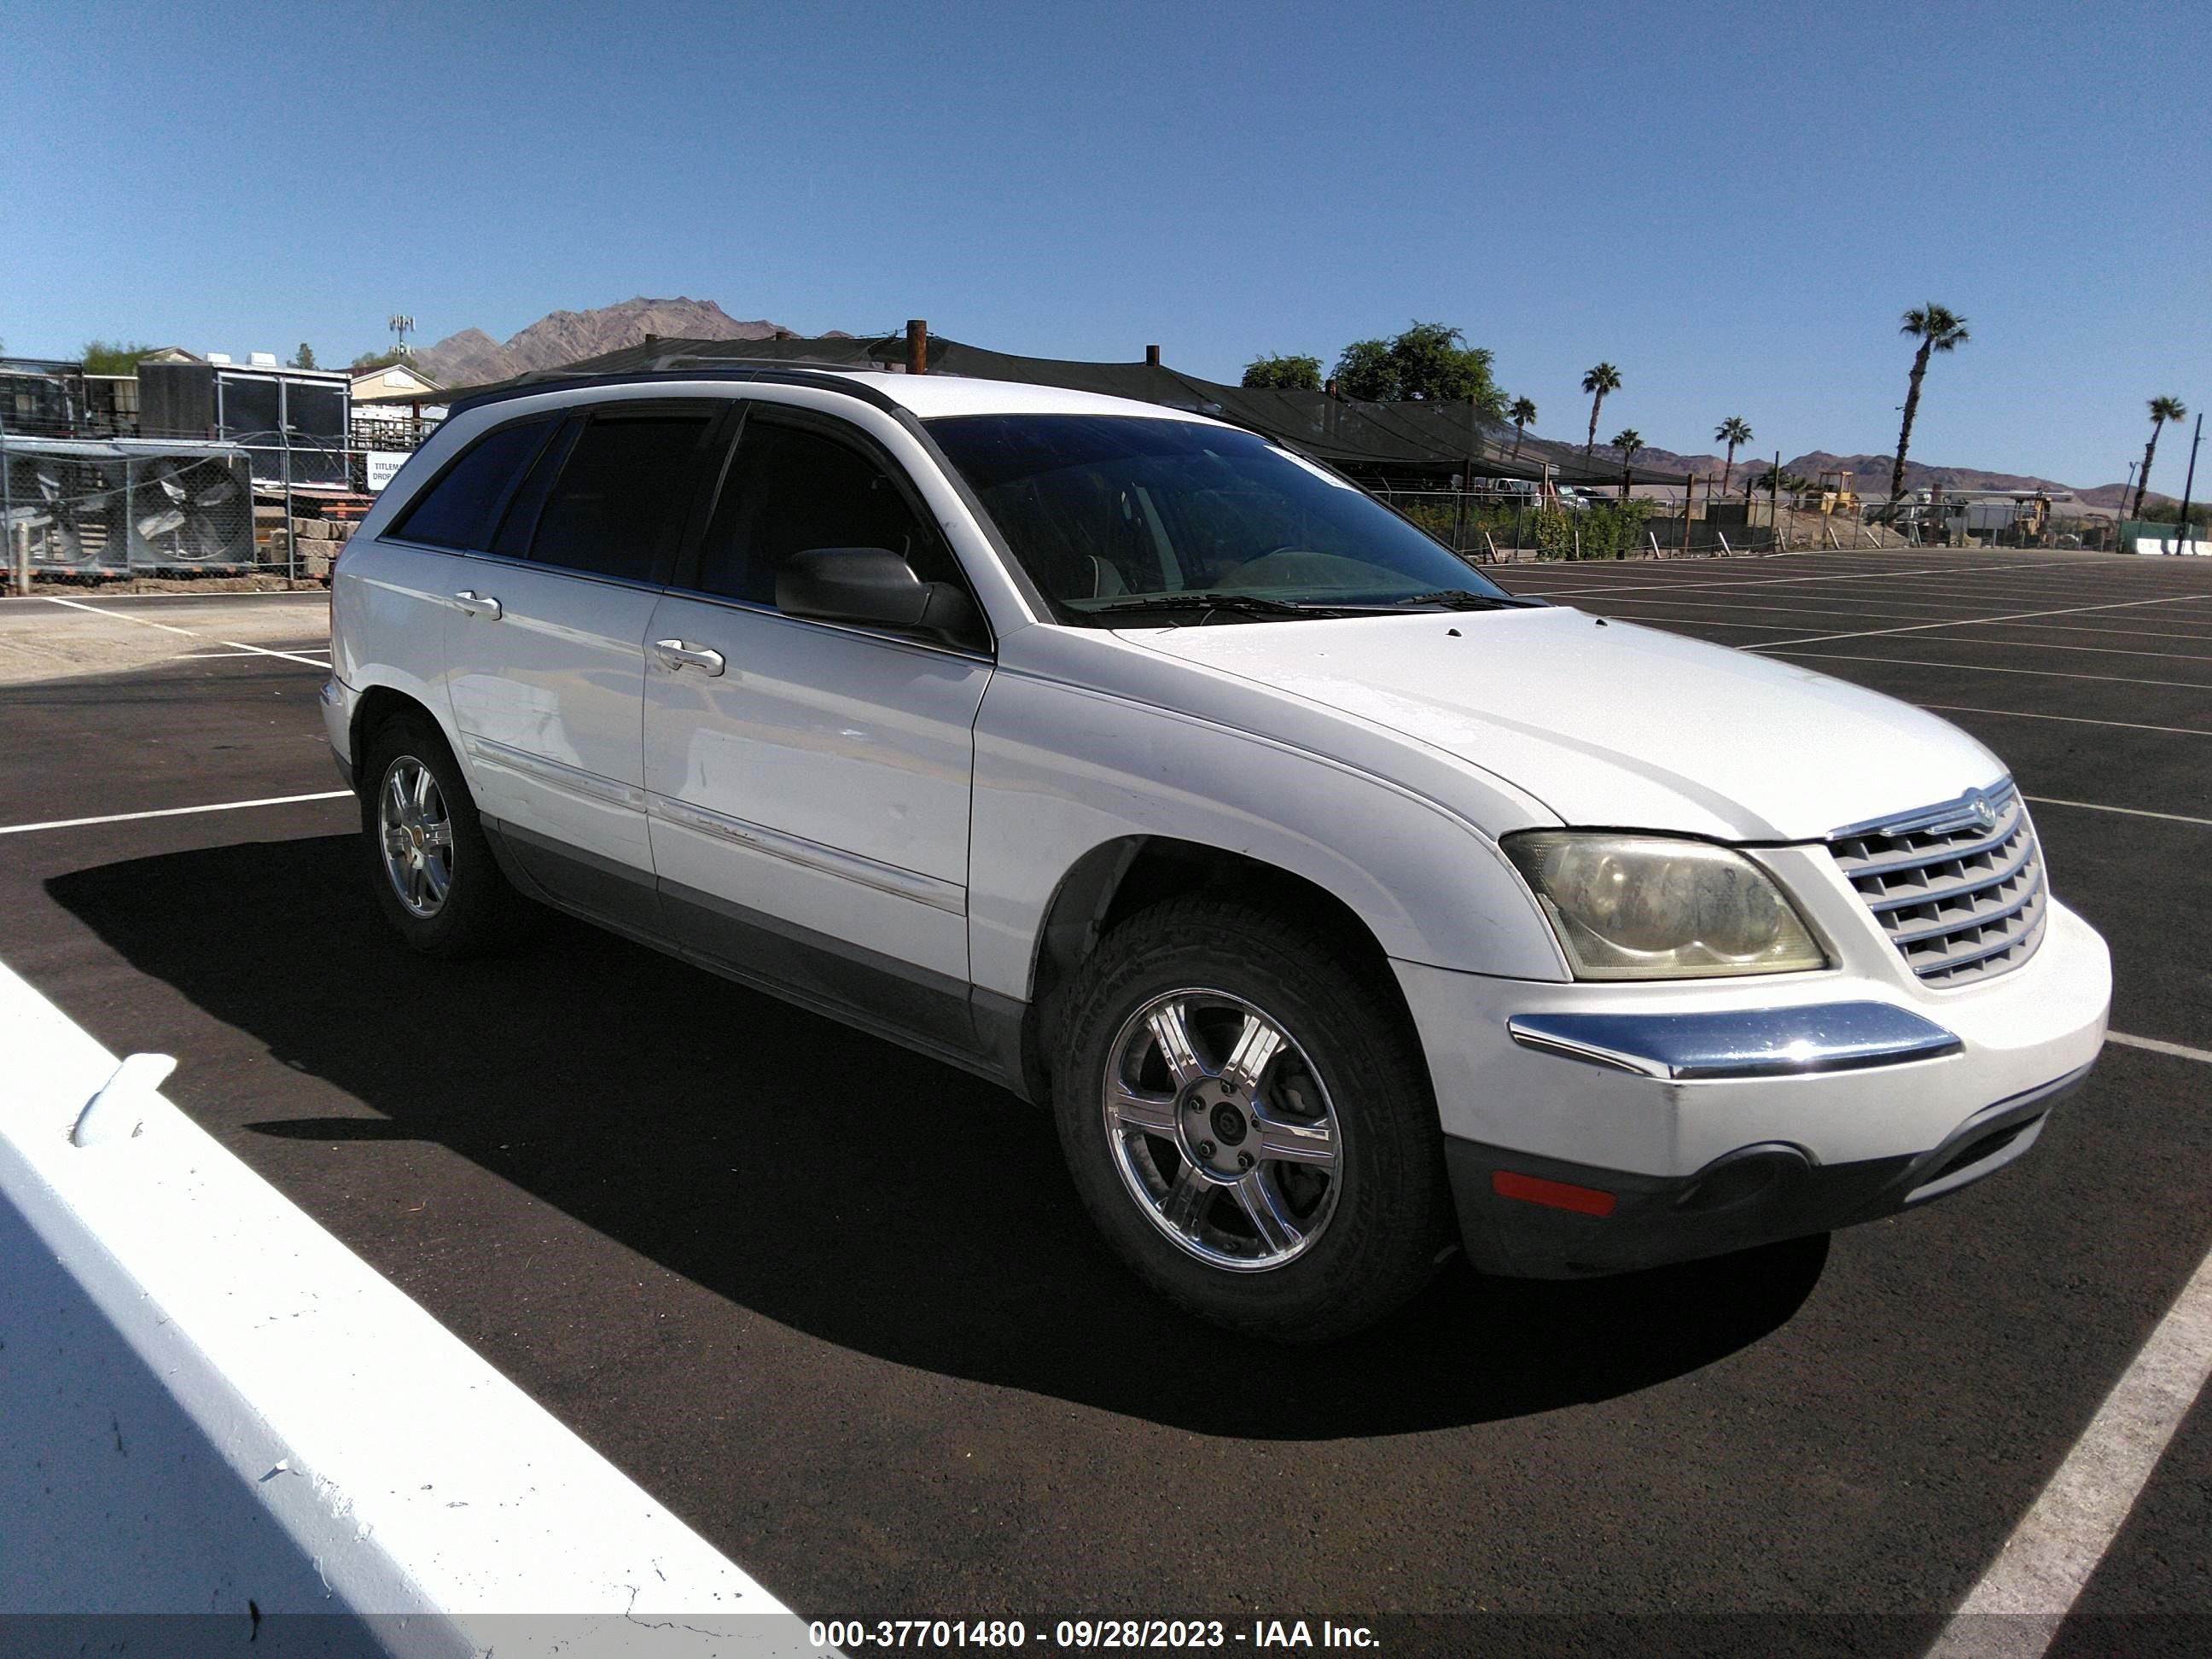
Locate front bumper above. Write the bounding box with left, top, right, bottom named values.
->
left=1396, top=896, right=2111, bottom=1278
left=1443, top=1062, right=2087, bottom=1277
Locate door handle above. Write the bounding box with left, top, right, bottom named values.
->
left=451, top=590, right=503, bottom=620
left=654, top=639, right=725, bottom=676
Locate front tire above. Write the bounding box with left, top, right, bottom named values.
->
left=1051, top=895, right=1452, bottom=1343
left=360, top=712, right=535, bottom=958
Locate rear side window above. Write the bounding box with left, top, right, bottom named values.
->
left=527, top=410, right=717, bottom=583
left=391, top=419, right=552, bottom=550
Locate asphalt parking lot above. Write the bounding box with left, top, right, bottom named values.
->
left=3, top=553, right=2208, bottom=1653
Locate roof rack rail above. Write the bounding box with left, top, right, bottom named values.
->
left=444, top=363, right=905, bottom=420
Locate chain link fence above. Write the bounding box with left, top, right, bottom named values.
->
left=2, top=440, right=259, bottom=576
left=0, top=428, right=434, bottom=586
left=1371, top=486, right=1783, bottom=562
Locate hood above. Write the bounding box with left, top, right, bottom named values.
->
left=1119, top=607, right=2004, bottom=841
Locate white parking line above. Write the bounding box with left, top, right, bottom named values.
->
left=1516, top=557, right=2091, bottom=598
left=41, top=595, right=331, bottom=670
left=1919, top=706, right=2212, bottom=739
left=1573, top=589, right=2212, bottom=620
left=1928, top=1244, right=2212, bottom=1658
left=1762, top=651, right=2212, bottom=691
left=1589, top=599, right=2212, bottom=641
left=177, top=649, right=330, bottom=661
left=2105, top=1031, right=2212, bottom=1065
left=2022, top=796, right=2212, bottom=828
left=0, top=791, right=352, bottom=837
left=1679, top=623, right=2212, bottom=664
left=43, top=594, right=195, bottom=635
left=1746, top=594, right=2212, bottom=650
left=1516, top=572, right=2212, bottom=605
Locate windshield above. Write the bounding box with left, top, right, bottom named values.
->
left=925, top=414, right=1513, bottom=621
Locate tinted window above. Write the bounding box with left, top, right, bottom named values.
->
left=529, top=411, right=714, bottom=582
left=927, top=415, right=1511, bottom=620
left=392, top=419, right=552, bottom=550
left=698, top=416, right=955, bottom=607
left=490, top=419, right=579, bottom=559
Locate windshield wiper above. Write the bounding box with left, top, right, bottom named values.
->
left=1390, top=589, right=1534, bottom=611
left=1082, top=592, right=1346, bottom=622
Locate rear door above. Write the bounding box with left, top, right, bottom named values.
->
left=343, top=415, right=556, bottom=746
left=443, top=397, right=728, bottom=920
left=641, top=401, right=993, bottom=1033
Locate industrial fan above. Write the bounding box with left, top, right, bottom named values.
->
left=131, top=455, right=253, bottom=568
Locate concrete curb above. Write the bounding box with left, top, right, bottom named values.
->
left=0, top=959, right=812, bottom=1654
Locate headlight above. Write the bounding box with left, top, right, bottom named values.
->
left=1503, top=832, right=1828, bottom=980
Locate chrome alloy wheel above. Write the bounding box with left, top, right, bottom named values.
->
left=377, top=756, right=454, bottom=918
left=1101, top=988, right=1343, bottom=1272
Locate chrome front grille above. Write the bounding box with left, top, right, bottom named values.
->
left=1827, top=781, right=2046, bottom=987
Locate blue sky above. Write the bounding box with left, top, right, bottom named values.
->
left=5, top=0, right=2206, bottom=486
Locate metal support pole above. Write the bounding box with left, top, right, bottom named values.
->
left=280, top=382, right=296, bottom=584
left=0, top=409, right=19, bottom=595
left=1681, top=475, right=1694, bottom=557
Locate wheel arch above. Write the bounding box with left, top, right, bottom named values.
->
left=348, top=684, right=455, bottom=790
left=1016, top=835, right=1416, bottom=1106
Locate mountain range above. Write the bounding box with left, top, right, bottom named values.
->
left=1579, top=444, right=2152, bottom=509
left=404, top=298, right=2157, bottom=505
left=410, top=297, right=800, bottom=387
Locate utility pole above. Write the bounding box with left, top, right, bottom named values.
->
left=905, top=319, right=928, bottom=376
left=2168, top=412, right=2203, bottom=555
left=1770, top=450, right=1782, bottom=549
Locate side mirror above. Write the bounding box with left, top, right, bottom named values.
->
left=777, top=547, right=981, bottom=647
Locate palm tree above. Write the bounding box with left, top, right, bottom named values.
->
left=1581, top=364, right=1621, bottom=458
left=2133, top=396, right=2188, bottom=518
left=1611, top=428, right=1643, bottom=498
left=1714, top=416, right=1753, bottom=492
left=1509, top=396, right=1537, bottom=458
left=1889, top=304, right=1970, bottom=502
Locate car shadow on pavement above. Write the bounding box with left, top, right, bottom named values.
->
left=49, top=833, right=1829, bottom=1440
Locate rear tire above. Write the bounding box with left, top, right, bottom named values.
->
left=360, top=712, right=535, bottom=958
left=1051, top=895, right=1452, bottom=1343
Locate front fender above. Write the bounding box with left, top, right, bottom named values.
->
left=967, top=667, right=1569, bottom=1000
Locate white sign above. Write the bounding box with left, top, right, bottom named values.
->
left=364, top=451, right=410, bottom=492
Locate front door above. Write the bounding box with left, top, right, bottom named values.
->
left=642, top=402, right=993, bottom=1042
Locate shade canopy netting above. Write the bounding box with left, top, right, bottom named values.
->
left=451, top=334, right=1688, bottom=486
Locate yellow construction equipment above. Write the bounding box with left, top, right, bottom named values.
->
left=1795, top=470, right=1860, bottom=515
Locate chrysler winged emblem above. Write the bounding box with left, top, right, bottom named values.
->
left=1969, top=790, right=1997, bottom=832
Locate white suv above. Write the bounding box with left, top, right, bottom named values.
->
left=324, top=367, right=2110, bottom=1342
